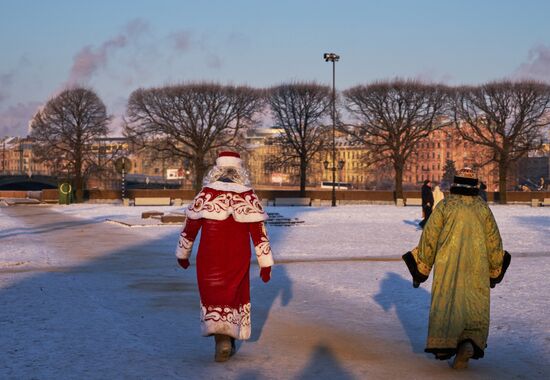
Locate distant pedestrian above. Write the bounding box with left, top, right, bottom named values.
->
left=175, top=151, right=274, bottom=362
left=419, top=179, right=434, bottom=228
left=537, top=177, right=545, bottom=191
left=403, top=167, right=511, bottom=369
left=479, top=182, right=487, bottom=202
left=432, top=185, right=445, bottom=208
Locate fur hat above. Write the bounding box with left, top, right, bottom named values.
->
left=215, top=151, right=242, bottom=168
left=450, top=167, right=479, bottom=196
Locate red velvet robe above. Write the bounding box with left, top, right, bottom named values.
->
left=175, top=181, right=273, bottom=339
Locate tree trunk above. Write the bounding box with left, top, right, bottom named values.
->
left=193, top=156, right=207, bottom=193
left=74, top=160, right=84, bottom=203
left=394, top=162, right=404, bottom=201
left=299, top=158, right=307, bottom=197
left=498, top=160, right=508, bottom=204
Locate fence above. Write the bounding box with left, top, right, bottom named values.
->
left=2, top=189, right=549, bottom=205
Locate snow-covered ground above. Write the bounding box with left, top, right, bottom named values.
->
left=1, top=203, right=549, bottom=379
left=29, top=202, right=550, bottom=259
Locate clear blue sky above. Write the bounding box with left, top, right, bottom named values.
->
left=1, top=0, right=550, bottom=136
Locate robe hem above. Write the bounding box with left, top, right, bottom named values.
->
left=425, top=339, right=485, bottom=360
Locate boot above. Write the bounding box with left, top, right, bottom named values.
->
left=214, top=334, right=232, bottom=362
left=452, top=341, right=474, bottom=369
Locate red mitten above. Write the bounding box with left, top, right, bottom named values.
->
left=178, top=258, right=190, bottom=269
left=260, top=266, right=271, bottom=283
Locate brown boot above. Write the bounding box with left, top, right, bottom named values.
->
left=214, top=334, right=232, bottom=362
left=452, top=341, right=474, bottom=369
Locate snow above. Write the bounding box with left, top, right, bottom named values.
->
left=1, top=203, right=549, bottom=379
left=31, top=202, right=550, bottom=259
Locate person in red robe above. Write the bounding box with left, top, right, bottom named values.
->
left=175, top=151, right=273, bottom=362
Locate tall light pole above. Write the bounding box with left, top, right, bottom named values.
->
left=324, top=52, right=340, bottom=206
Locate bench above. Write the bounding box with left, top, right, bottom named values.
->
left=405, top=198, right=422, bottom=206
left=542, top=198, right=550, bottom=207
left=531, top=199, right=541, bottom=207
left=134, top=197, right=172, bottom=206
left=274, top=197, right=311, bottom=206
left=396, top=198, right=405, bottom=207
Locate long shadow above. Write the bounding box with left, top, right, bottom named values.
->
left=0, top=205, right=297, bottom=378
left=0, top=218, right=105, bottom=240
left=402, top=219, right=422, bottom=230
left=513, top=215, right=550, bottom=230
left=0, top=206, right=132, bottom=240
left=373, top=272, right=431, bottom=353
left=295, top=344, right=355, bottom=380
left=248, top=264, right=293, bottom=342
left=234, top=370, right=263, bottom=380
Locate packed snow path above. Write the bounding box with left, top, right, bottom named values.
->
left=0, top=205, right=548, bottom=379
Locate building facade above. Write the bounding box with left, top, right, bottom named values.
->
left=404, top=125, right=499, bottom=190
left=1, top=137, right=53, bottom=176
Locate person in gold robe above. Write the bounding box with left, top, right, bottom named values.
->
left=402, top=168, right=511, bottom=369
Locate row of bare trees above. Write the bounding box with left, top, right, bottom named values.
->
left=28, top=80, right=550, bottom=203
left=343, top=80, right=550, bottom=203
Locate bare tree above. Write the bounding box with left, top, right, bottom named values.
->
left=268, top=82, right=332, bottom=196
left=30, top=88, right=111, bottom=202
left=343, top=80, right=449, bottom=200
left=450, top=81, right=550, bottom=203
left=124, top=83, right=264, bottom=191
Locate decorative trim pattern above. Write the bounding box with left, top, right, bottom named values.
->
left=175, top=229, right=194, bottom=259
left=489, top=265, right=502, bottom=278
left=186, top=188, right=267, bottom=222
left=200, top=302, right=251, bottom=340
left=255, top=240, right=274, bottom=267
left=411, top=247, right=431, bottom=276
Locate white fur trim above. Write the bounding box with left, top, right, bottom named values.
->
left=206, top=181, right=251, bottom=193
left=216, top=156, right=242, bottom=168
left=200, top=302, right=251, bottom=340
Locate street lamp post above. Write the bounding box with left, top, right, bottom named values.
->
left=324, top=52, right=340, bottom=206
left=324, top=158, right=345, bottom=188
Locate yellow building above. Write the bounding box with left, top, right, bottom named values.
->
left=245, top=128, right=375, bottom=189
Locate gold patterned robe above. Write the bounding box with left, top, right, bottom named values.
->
left=403, top=194, right=510, bottom=358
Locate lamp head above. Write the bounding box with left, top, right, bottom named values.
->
left=323, top=52, right=340, bottom=62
